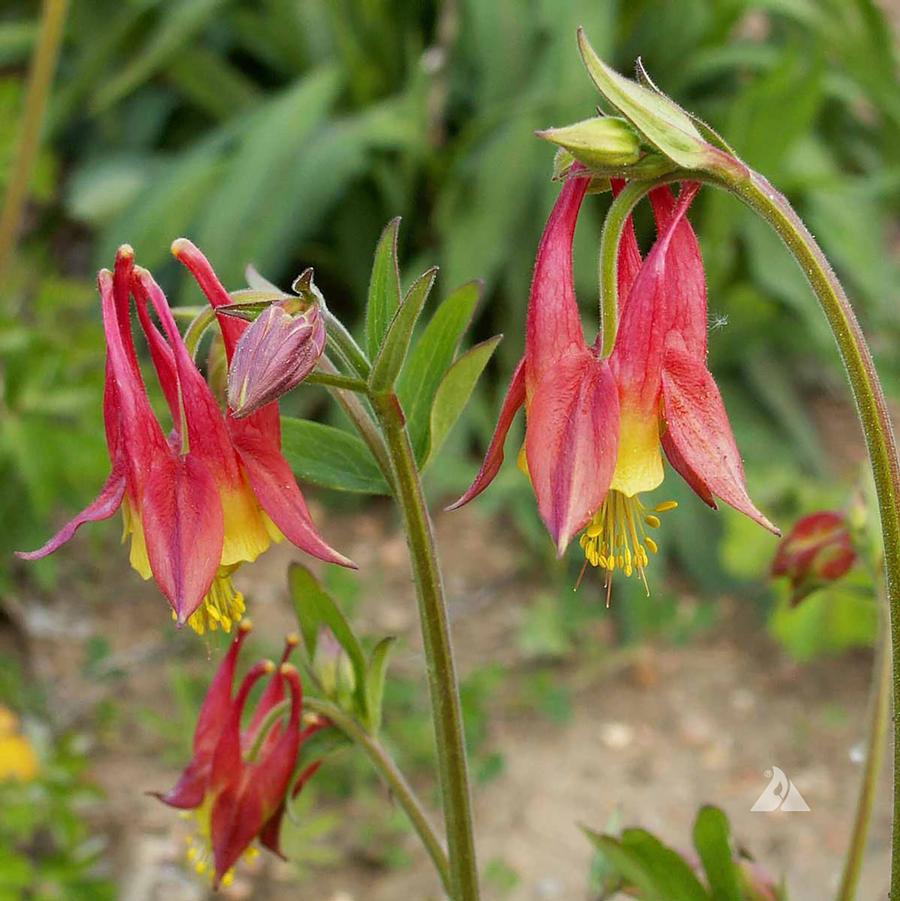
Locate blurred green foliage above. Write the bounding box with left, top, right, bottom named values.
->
left=3, top=2, right=898, bottom=618
left=0, top=654, right=115, bottom=901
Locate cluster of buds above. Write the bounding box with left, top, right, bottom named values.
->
left=153, top=622, right=326, bottom=888
left=538, top=29, right=750, bottom=185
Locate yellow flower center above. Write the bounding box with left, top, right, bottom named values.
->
left=171, top=565, right=246, bottom=636
left=579, top=491, right=677, bottom=591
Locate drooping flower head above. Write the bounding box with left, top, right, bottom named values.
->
left=152, top=622, right=326, bottom=887
left=18, top=245, right=354, bottom=633
left=450, top=171, right=777, bottom=590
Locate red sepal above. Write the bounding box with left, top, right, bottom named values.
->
left=525, top=350, right=619, bottom=554
left=142, top=454, right=224, bottom=623
left=446, top=357, right=525, bottom=511
left=230, top=426, right=355, bottom=568
left=151, top=625, right=252, bottom=809
left=661, top=344, right=778, bottom=534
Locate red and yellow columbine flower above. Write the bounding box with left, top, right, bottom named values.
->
left=451, top=172, right=777, bottom=585
left=771, top=510, right=856, bottom=605
left=152, top=622, right=324, bottom=887
left=18, top=245, right=353, bottom=633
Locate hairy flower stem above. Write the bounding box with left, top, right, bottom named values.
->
left=304, top=696, right=451, bottom=893
left=0, top=0, right=69, bottom=285
left=838, top=589, right=890, bottom=900
left=372, top=392, right=479, bottom=900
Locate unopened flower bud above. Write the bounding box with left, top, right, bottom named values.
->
left=576, top=27, right=749, bottom=181
left=537, top=116, right=642, bottom=169
left=312, top=627, right=355, bottom=703
left=227, top=298, right=325, bottom=418
left=771, top=510, right=856, bottom=605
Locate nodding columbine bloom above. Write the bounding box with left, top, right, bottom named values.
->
left=152, top=622, right=325, bottom=888
left=771, top=510, right=856, bottom=605
left=450, top=171, right=777, bottom=589
left=17, top=244, right=353, bottom=633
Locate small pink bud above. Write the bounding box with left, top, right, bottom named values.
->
left=771, top=510, right=856, bottom=605
left=227, top=299, right=326, bottom=417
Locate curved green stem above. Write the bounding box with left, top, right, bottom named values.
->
left=372, top=391, right=479, bottom=900
left=710, top=168, right=900, bottom=893
left=317, top=356, right=395, bottom=493
left=306, top=370, right=369, bottom=393
left=0, top=0, right=69, bottom=285
left=304, top=695, right=451, bottom=894
left=837, top=587, right=890, bottom=900
left=598, top=179, right=654, bottom=357
left=322, top=305, right=371, bottom=380
left=184, top=305, right=218, bottom=360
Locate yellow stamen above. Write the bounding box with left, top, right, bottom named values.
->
left=186, top=565, right=246, bottom=636
left=579, top=490, right=677, bottom=593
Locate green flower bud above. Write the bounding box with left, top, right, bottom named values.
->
left=537, top=116, right=642, bottom=168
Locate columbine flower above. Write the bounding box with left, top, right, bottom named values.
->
left=450, top=171, right=776, bottom=589
left=152, top=622, right=325, bottom=888
left=771, top=510, right=856, bottom=604
left=18, top=245, right=353, bottom=633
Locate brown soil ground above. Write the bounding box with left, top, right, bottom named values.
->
left=5, top=498, right=890, bottom=901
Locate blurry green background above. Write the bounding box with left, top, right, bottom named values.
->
left=1, top=0, right=898, bottom=897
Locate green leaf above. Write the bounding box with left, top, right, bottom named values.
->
left=425, top=336, right=502, bottom=468
left=365, top=218, right=403, bottom=359
left=584, top=828, right=709, bottom=900
left=365, top=636, right=397, bottom=734
left=288, top=563, right=369, bottom=718
left=693, top=807, right=741, bottom=901
left=397, top=280, right=482, bottom=463
left=576, top=28, right=712, bottom=170
left=369, top=267, right=437, bottom=392
left=280, top=418, right=390, bottom=495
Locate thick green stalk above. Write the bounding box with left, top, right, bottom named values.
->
left=304, top=696, right=451, bottom=894
left=0, top=0, right=69, bottom=284
left=372, top=391, right=479, bottom=900
left=837, top=590, right=890, bottom=900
